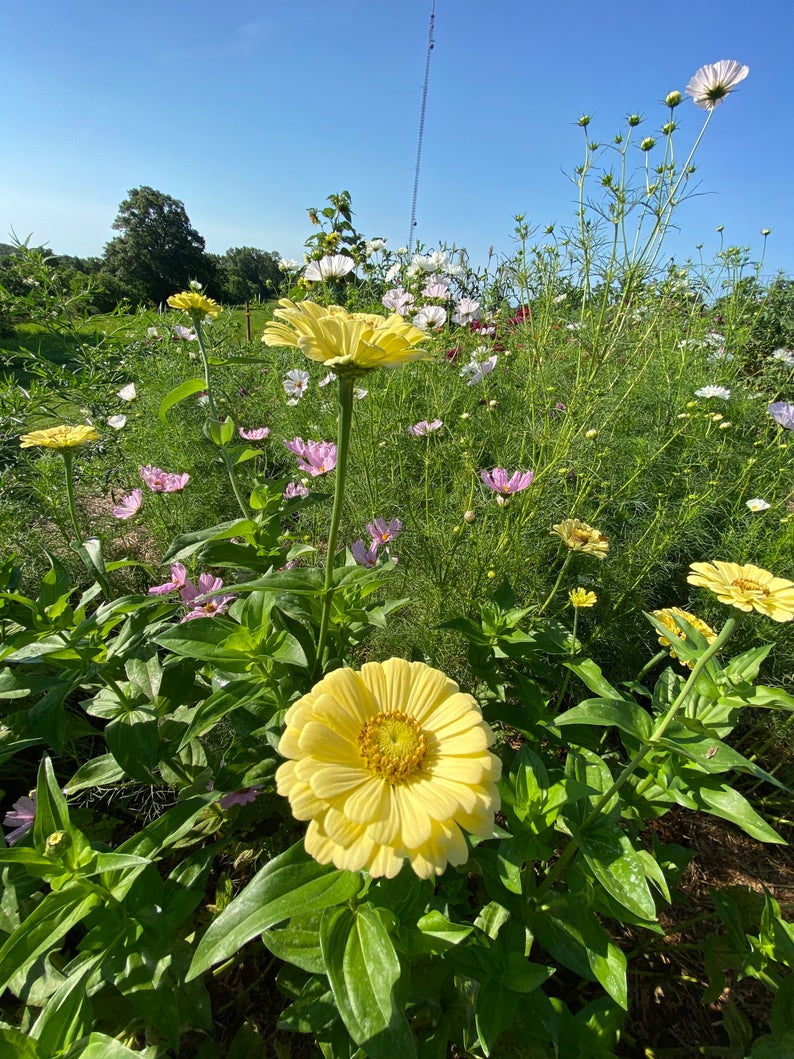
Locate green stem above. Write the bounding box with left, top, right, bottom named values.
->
left=532, top=614, right=739, bottom=906
left=537, top=552, right=572, bottom=615
left=61, top=451, right=83, bottom=544
left=314, top=375, right=355, bottom=679
left=193, top=318, right=250, bottom=519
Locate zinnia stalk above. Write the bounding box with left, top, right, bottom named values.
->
left=277, top=658, right=501, bottom=879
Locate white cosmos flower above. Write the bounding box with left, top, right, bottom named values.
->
left=366, top=238, right=387, bottom=254
left=452, top=297, right=480, bottom=325
left=303, top=254, right=356, bottom=281
left=695, top=385, right=731, bottom=400
left=413, top=305, right=447, bottom=331
left=107, top=414, right=127, bottom=430
left=278, top=257, right=302, bottom=272
left=116, top=383, right=137, bottom=401
left=460, top=354, right=497, bottom=385
left=283, top=369, right=310, bottom=399
left=686, top=60, right=749, bottom=110
left=746, top=498, right=770, bottom=512
left=770, top=349, right=794, bottom=367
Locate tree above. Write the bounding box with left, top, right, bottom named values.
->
left=103, top=186, right=213, bottom=305
left=212, top=246, right=282, bottom=304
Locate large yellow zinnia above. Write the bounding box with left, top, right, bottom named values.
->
left=167, top=290, right=221, bottom=319
left=262, top=298, right=429, bottom=373
left=687, top=561, right=794, bottom=622
left=276, top=658, right=501, bottom=879
left=551, top=518, right=609, bottom=559
left=19, top=425, right=99, bottom=450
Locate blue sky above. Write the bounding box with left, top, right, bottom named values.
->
left=2, top=0, right=793, bottom=282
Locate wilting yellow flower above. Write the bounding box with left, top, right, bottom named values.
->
left=262, top=298, right=428, bottom=373
left=276, top=658, right=501, bottom=879
left=652, top=606, right=717, bottom=667
left=569, top=587, right=597, bottom=609
left=19, top=425, right=99, bottom=450
left=551, top=518, right=609, bottom=559
left=687, top=561, right=794, bottom=622
left=166, top=291, right=221, bottom=319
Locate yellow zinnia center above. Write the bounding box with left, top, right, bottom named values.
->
left=732, top=577, right=768, bottom=597
left=358, top=710, right=427, bottom=784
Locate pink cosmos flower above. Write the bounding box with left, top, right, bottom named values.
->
left=461, top=354, right=497, bottom=385
left=284, top=438, right=337, bottom=476
left=2, top=793, right=36, bottom=845
left=408, top=419, right=443, bottom=436
left=480, top=468, right=535, bottom=495
left=113, top=488, right=142, bottom=520
left=140, top=465, right=190, bottom=492
left=351, top=539, right=380, bottom=567
left=238, top=427, right=270, bottom=441
left=422, top=281, right=451, bottom=301
left=284, top=481, right=309, bottom=499
left=180, top=572, right=224, bottom=606
left=179, top=572, right=235, bottom=621
left=382, top=288, right=415, bottom=316
left=148, top=562, right=188, bottom=596
left=174, top=325, right=198, bottom=341
left=452, top=297, right=480, bottom=325
left=367, top=517, right=403, bottom=545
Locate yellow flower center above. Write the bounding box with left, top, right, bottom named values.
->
left=358, top=710, right=427, bottom=784
left=732, top=577, right=769, bottom=597
left=572, top=529, right=593, bottom=544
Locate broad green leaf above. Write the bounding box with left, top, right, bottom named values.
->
left=161, top=518, right=258, bottom=564
left=690, top=776, right=784, bottom=844
left=69, top=537, right=111, bottom=597
left=577, top=818, right=657, bottom=921
left=262, top=911, right=325, bottom=973
left=555, top=697, right=652, bottom=740
left=0, top=1028, right=43, bottom=1058
left=563, top=659, right=625, bottom=700
left=159, top=377, right=207, bottom=421
left=177, top=678, right=273, bottom=750
left=34, top=754, right=71, bottom=849
left=64, top=753, right=126, bottom=794
left=475, top=977, right=519, bottom=1056
left=62, top=1032, right=147, bottom=1059
left=321, top=903, right=417, bottom=1059
left=188, top=842, right=361, bottom=980
left=31, top=956, right=98, bottom=1055
left=0, top=885, right=103, bottom=993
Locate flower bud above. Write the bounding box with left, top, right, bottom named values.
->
left=665, top=90, right=682, bottom=107
left=45, top=830, right=71, bottom=857
left=761, top=228, right=771, bottom=236
left=585, top=429, right=598, bottom=439
left=463, top=510, right=476, bottom=523
left=578, top=115, right=591, bottom=127
left=641, top=137, right=656, bottom=152
left=628, top=114, right=642, bottom=127
left=662, top=121, right=677, bottom=135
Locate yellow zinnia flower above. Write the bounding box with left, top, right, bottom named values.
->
left=652, top=606, right=717, bottom=667
left=276, top=658, right=501, bottom=879
left=167, top=290, right=221, bottom=319
left=262, top=298, right=428, bottom=373
left=551, top=518, right=609, bottom=559
left=569, top=587, right=597, bottom=608
left=687, top=561, right=794, bottom=622
left=19, top=425, right=99, bottom=450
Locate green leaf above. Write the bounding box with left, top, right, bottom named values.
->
left=207, top=415, right=236, bottom=446
left=321, top=903, right=417, bottom=1059
left=177, top=678, right=274, bottom=750
left=564, top=659, right=625, bottom=700
left=69, top=537, right=111, bottom=597
left=577, top=817, right=657, bottom=921
left=61, top=1032, right=147, bottom=1059
left=555, top=697, right=652, bottom=740
left=34, top=754, right=71, bottom=848
left=0, top=1028, right=43, bottom=1058
left=475, top=977, right=519, bottom=1056
left=159, top=377, right=207, bottom=421
left=162, top=518, right=259, bottom=564
left=65, top=753, right=126, bottom=794
left=188, top=842, right=361, bottom=980
left=262, top=912, right=325, bottom=974
left=31, top=956, right=98, bottom=1055
left=689, top=776, right=784, bottom=844
left=530, top=895, right=627, bottom=1009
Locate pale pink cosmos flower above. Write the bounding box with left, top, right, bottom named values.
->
left=422, top=281, right=451, bottom=301
left=304, top=254, right=356, bottom=281
left=461, top=354, right=497, bottom=385
left=768, top=401, right=794, bottom=430
left=238, top=427, right=270, bottom=441
left=686, top=60, right=749, bottom=110
left=140, top=465, right=190, bottom=492
left=179, top=572, right=235, bottom=621
left=408, top=419, right=443, bottom=436
left=148, top=562, right=188, bottom=596
left=319, top=371, right=337, bottom=387
left=367, top=517, right=403, bottom=546
left=283, top=437, right=309, bottom=459
left=351, top=539, right=380, bottom=567
left=452, top=297, right=480, bottom=326
left=3, top=793, right=36, bottom=845
left=382, top=288, right=415, bottom=316
left=113, top=488, right=142, bottom=520
left=481, top=468, right=535, bottom=495
left=284, top=480, right=309, bottom=499
left=174, top=325, right=198, bottom=341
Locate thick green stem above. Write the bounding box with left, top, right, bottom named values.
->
left=532, top=614, right=739, bottom=906
left=537, top=552, right=572, bottom=616
left=314, top=376, right=355, bottom=678
left=61, top=451, right=83, bottom=544
left=193, top=318, right=250, bottom=519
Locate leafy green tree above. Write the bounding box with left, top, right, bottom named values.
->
left=103, top=186, right=213, bottom=305
left=212, top=246, right=281, bottom=304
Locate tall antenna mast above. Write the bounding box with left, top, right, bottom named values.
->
left=407, top=0, right=436, bottom=254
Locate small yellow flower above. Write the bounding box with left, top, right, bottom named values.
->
left=687, top=561, right=794, bottom=622
left=276, top=658, right=501, bottom=879
left=551, top=518, right=609, bottom=560
left=167, top=290, right=221, bottom=320
left=569, top=587, right=597, bottom=608
left=262, top=298, right=428, bottom=374
left=585, top=429, right=598, bottom=439
left=19, top=425, right=99, bottom=450
left=652, top=606, right=716, bottom=667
